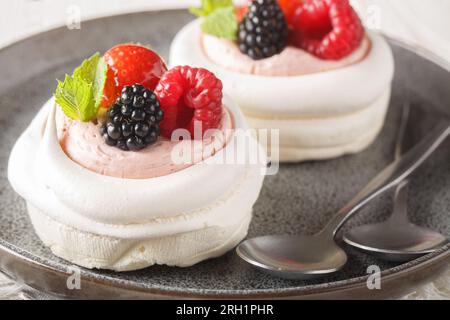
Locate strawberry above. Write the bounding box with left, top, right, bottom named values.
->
left=100, top=66, right=117, bottom=108
left=103, top=44, right=168, bottom=104
left=235, top=5, right=249, bottom=23
left=277, top=0, right=302, bottom=27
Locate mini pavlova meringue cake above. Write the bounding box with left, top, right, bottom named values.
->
left=170, top=0, right=395, bottom=161
left=8, top=44, right=266, bottom=271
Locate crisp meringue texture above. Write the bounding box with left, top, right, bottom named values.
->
left=252, top=87, right=391, bottom=161
left=169, top=20, right=395, bottom=161
left=8, top=96, right=266, bottom=271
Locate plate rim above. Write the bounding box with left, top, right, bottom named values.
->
left=0, top=241, right=448, bottom=298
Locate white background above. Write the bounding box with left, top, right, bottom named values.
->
left=2, top=0, right=450, bottom=66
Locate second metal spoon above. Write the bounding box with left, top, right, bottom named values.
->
left=343, top=105, right=448, bottom=262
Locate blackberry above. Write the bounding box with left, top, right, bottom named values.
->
left=238, top=0, right=288, bottom=60
left=101, top=84, right=164, bottom=151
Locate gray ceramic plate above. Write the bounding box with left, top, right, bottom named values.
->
left=0, top=10, right=449, bottom=299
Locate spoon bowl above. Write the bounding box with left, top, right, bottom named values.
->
left=344, top=222, right=448, bottom=262
left=344, top=105, right=448, bottom=262
left=236, top=234, right=347, bottom=280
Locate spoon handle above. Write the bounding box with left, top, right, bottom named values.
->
left=323, top=121, right=450, bottom=237
left=389, top=103, right=411, bottom=224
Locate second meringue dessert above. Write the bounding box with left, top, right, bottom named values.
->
left=170, top=0, right=395, bottom=161
left=8, top=44, right=265, bottom=271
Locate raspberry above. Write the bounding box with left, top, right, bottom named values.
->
left=290, top=0, right=364, bottom=60
left=155, top=66, right=223, bottom=139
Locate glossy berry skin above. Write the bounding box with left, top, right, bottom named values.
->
left=235, top=4, right=249, bottom=23
left=100, top=66, right=118, bottom=108
left=289, top=0, right=365, bottom=60
left=238, top=0, right=288, bottom=60
left=277, top=0, right=301, bottom=27
left=103, top=44, right=168, bottom=97
left=101, top=84, right=164, bottom=151
left=155, top=66, right=223, bottom=139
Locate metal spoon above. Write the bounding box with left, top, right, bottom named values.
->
left=237, top=120, right=450, bottom=279
left=343, top=105, right=448, bottom=262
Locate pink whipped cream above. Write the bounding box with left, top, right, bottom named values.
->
left=56, top=107, right=233, bottom=179
left=201, top=34, right=371, bottom=76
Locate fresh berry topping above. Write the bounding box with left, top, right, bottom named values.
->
left=290, top=0, right=364, bottom=60
left=277, top=0, right=300, bottom=27
left=155, top=66, right=223, bottom=139
left=238, top=0, right=288, bottom=60
left=101, top=84, right=164, bottom=151
left=100, top=66, right=118, bottom=108
left=103, top=44, right=168, bottom=95
left=235, top=4, right=249, bottom=23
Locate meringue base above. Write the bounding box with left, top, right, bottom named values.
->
left=28, top=203, right=252, bottom=271
left=249, top=87, right=391, bottom=162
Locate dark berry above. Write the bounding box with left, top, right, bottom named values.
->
left=103, top=133, right=117, bottom=146
left=134, top=122, right=149, bottom=138
left=101, top=84, right=164, bottom=151
left=108, top=104, right=120, bottom=117
left=121, top=123, right=133, bottom=137
left=126, top=136, right=143, bottom=151
left=156, top=109, right=164, bottom=121
left=132, top=84, right=145, bottom=94
left=131, top=109, right=146, bottom=121
left=112, top=114, right=122, bottom=124
left=144, top=130, right=158, bottom=144
left=116, top=139, right=128, bottom=151
left=238, top=0, right=288, bottom=60
left=133, top=95, right=146, bottom=108
left=121, top=104, right=132, bottom=116
left=107, top=124, right=121, bottom=140
left=120, top=87, right=133, bottom=104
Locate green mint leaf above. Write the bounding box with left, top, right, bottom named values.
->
left=54, top=52, right=108, bottom=122
left=189, top=0, right=234, bottom=17
left=73, top=52, right=101, bottom=82
left=55, top=75, right=94, bottom=122
left=189, top=6, right=207, bottom=17
left=201, top=7, right=238, bottom=40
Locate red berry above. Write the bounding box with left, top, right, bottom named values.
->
left=277, top=0, right=302, bottom=27
left=103, top=44, right=168, bottom=95
left=290, top=0, right=364, bottom=60
left=100, top=66, right=118, bottom=108
left=235, top=5, right=249, bottom=23
left=155, top=66, right=223, bottom=139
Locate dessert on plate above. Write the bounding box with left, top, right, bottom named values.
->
left=8, top=44, right=265, bottom=271
left=170, top=0, right=395, bottom=161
